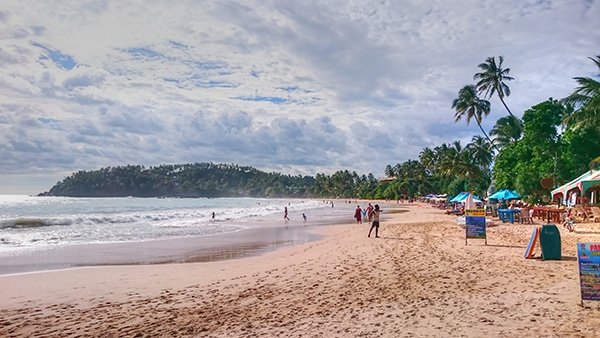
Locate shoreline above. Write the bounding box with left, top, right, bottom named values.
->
left=0, top=199, right=397, bottom=276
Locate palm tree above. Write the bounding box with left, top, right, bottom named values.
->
left=562, top=55, right=600, bottom=131
left=452, top=85, right=493, bottom=144
left=419, top=147, right=436, bottom=175
left=467, top=135, right=494, bottom=169
left=384, top=164, right=395, bottom=178
left=490, top=115, right=522, bottom=149
left=474, top=56, right=516, bottom=119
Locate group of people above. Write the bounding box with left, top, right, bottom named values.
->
left=354, top=203, right=382, bottom=238
left=282, top=202, right=383, bottom=238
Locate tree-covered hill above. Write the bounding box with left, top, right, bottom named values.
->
left=39, top=163, right=318, bottom=198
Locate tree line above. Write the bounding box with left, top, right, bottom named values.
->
left=40, top=163, right=315, bottom=198
left=40, top=163, right=382, bottom=198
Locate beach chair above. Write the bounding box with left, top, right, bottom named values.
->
left=590, top=207, right=600, bottom=223
left=573, top=206, right=590, bottom=222
left=519, top=208, right=534, bottom=224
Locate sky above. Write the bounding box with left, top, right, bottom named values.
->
left=0, top=0, right=598, bottom=194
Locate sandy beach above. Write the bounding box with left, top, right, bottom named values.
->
left=2, top=203, right=600, bottom=337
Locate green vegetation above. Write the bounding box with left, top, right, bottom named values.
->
left=41, top=163, right=379, bottom=199
left=42, top=55, right=599, bottom=202
left=41, top=163, right=316, bottom=198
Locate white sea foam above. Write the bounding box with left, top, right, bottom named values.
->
left=0, top=196, right=332, bottom=255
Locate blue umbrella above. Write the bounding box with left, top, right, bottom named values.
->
left=450, top=192, right=482, bottom=203
left=454, top=192, right=482, bottom=203
left=489, top=189, right=520, bottom=200
left=450, top=192, right=467, bottom=202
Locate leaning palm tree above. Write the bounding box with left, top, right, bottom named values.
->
left=562, top=55, right=600, bottom=131
left=474, top=56, right=516, bottom=119
left=452, top=85, right=493, bottom=144
left=490, top=115, right=522, bottom=149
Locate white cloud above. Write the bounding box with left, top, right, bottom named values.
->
left=0, top=0, right=598, bottom=193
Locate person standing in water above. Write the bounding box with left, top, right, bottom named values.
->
left=368, top=204, right=382, bottom=238
left=284, top=207, right=290, bottom=221
left=366, top=203, right=374, bottom=222
left=354, top=205, right=362, bottom=224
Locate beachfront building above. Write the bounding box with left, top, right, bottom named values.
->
left=551, top=169, right=600, bottom=205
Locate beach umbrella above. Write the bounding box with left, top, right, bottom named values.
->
left=451, top=192, right=482, bottom=203
left=450, top=192, right=467, bottom=203
left=455, top=193, right=482, bottom=203
left=489, top=189, right=520, bottom=200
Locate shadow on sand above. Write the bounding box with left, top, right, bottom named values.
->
left=483, top=243, right=523, bottom=249
left=526, top=256, right=577, bottom=261
left=373, top=236, right=415, bottom=241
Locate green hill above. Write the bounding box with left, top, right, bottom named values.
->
left=39, top=163, right=316, bottom=198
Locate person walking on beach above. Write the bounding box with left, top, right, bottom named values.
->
left=368, top=204, right=382, bottom=238
left=284, top=207, right=290, bottom=221
left=366, top=203, right=374, bottom=222
left=354, top=205, right=362, bottom=224
left=302, top=213, right=307, bottom=222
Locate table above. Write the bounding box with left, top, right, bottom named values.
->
left=545, top=209, right=566, bottom=223
left=498, top=209, right=519, bottom=223
left=532, top=207, right=566, bottom=223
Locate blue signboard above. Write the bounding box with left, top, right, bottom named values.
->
left=465, top=209, right=486, bottom=240
left=577, top=242, right=600, bottom=302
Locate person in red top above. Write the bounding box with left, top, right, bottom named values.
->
left=354, top=205, right=362, bottom=224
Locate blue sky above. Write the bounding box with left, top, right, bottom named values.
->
left=0, top=0, right=598, bottom=194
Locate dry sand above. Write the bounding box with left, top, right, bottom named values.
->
left=2, top=203, right=600, bottom=337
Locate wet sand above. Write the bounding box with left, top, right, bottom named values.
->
left=0, top=201, right=356, bottom=275
left=2, top=203, right=600, bottom=337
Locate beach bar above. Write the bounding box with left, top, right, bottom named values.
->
left=551, top=169, right=600, bottom=205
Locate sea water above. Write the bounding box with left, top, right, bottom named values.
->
left=0, top=195, right=348, bottom=274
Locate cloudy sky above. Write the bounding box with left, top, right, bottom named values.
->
left=0, top=0, right=598, bottom=194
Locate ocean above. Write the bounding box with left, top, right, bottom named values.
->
left=0, top=195, right=352, bottom=274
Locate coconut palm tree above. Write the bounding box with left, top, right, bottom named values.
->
left=490, top=115, right=522, bottom=149
left=452, top=85, right=493, bottom=144
left=467, top=135, right=494, bottom=169
left=562, top=55, right=600, bottom=131
left=474, top=56, right=516, bottom=119
left=419, top=147, right=437, bottom=175
left=384, top=165, right=395, bottom=178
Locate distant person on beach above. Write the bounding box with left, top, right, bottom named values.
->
left=284, top=207, right=290, bottom=221
left=302, top=213, right=307, bottom=222
left=366, top=203, right=374, bottom=222
left=354, top=205, right=362, bottom=224
left=368, top=204, right=382, bottom=238
left=211, top=212, right=215, bottom=219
